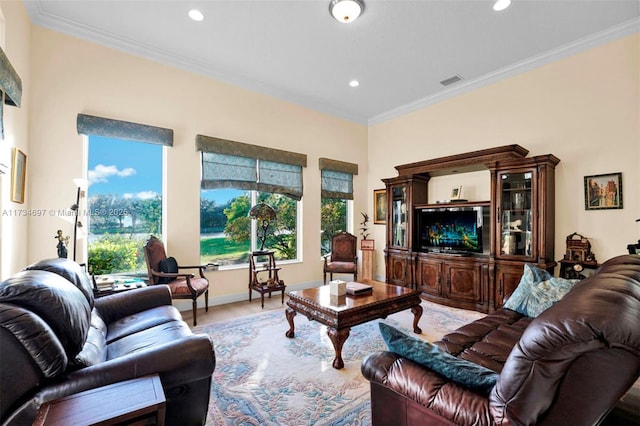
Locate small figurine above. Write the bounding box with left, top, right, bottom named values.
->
left=55, top=229, right=69, bottom=259
left=359, top=212, right=370, bottom=240
left=508, top=219, right=523, bottom=231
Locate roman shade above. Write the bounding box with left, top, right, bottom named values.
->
left=0, top=47, right=22, bottom=108
left=197, top=134, right=307, bottom=201
left=319, top=158, right=358, bottom=200
left=0, top=46, right=22, bottom=139
left=76, top=114, right=173, bottom=146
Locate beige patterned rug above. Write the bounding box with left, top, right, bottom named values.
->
left=195, top=300, right=483, bottom=426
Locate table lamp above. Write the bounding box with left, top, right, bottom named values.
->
left=249, top=202, right=277, bottom=253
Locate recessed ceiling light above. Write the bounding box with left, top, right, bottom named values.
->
left=493, top=0, right=511, bottom=11
left=189, top=9, right=204, bottom=21
left=349, top=80, right=360, bottom=87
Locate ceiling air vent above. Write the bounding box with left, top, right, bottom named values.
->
left=440, top=74, right=463, bottom=87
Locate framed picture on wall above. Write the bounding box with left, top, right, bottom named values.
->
left=373, top=189, right=386, bottom=224
left=584, top=172, right=622, bottom=210
left=11, top=148, right=26, bottom=204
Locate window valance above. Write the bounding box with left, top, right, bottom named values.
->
left=0, top=46, right=22, bottom=107
left=0, top=47, right=22, bottom=139
left=196, top=134, right=306, bottom=166
left=319, top=158, right=358, bottom=200
left=77, top=114, right=173, bottom=146
left=197, top=134, right=307, bottom=200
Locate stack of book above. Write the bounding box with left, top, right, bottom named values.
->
left=94, top=276, right=115, bottom=291
left=346, top=282, right=373, bottom=296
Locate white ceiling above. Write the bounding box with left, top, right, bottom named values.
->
left=23, top=0, right=640, bottom=125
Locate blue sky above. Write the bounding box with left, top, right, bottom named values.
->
left=88, top=136, right=239, bottom=205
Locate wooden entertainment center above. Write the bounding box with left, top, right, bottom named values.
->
left=382, top=145, right=559, bottom=313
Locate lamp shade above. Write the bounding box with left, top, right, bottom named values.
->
left=249, top=202, right=277, bottom=221
left=329, top=0, right=364, bottom=23
left=249, top=202, right=277, bottom=252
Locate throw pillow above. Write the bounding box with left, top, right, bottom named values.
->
left=378, top=322, right=499, bottom=395
left=503, top=263, right=579, bottom=317
left=157, top=257, right=178, bottom=284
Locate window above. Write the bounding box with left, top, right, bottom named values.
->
left=77, top=113, right=172, bottom=275
left=319, top=158, right=358, bottom=255
left=321, top=198, right=348, bottom=255
left=197, top=134, right=306, bottom=267
left=200, top=189, right=299, bottom=266
left=87, top=136, right=163, bottom=275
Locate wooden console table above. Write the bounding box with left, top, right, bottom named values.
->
left=34, top=375, right=165, bottom=426
left=249, top=250, right=286, bottom=308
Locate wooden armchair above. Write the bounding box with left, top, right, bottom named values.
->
left=323, top=231, right=358, bottom=284
left=143, top=235, right=209, bottom=326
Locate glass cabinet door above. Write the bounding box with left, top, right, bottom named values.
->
left=499, top=171, right=534, bottom=258
left=391, top=185, right=407, bottom=248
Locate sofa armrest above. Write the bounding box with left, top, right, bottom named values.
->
left=362, top=351, right=493, bottom=425
left=94, top=285, right=172, bottom=324
left=40, top=334, right=214, bottom=403
left=5, top=334, right=214, bottom=425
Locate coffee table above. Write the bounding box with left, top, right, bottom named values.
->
left=285, top=281, right=422, bottom=369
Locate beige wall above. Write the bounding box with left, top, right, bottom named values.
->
left=21, top=22, right=368, bottom=304
left=369, top=33, right=640, bottom=278
left=0, top=0, right=30, bottom=277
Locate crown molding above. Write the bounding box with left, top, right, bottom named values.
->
left=23, top=2, right=638, bottom=127
left=368, top=17, right=640, bottom=126
left=24, top=2, right=369, bottom=125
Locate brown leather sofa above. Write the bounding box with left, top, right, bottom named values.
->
left=0, top=258, right=215, bottom=426
left=362, top=254, right=640, bottom=425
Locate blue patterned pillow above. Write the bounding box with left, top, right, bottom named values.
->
left=503, top=264, right=579, bottom=317
left=378, top=323, right=498, bottom=395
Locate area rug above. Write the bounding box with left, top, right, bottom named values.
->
left=195, top=300, right=484, bottom=426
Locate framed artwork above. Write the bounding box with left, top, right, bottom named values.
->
left=584, top=172, right=622, bottom=210
left=450, top=185, right=462, bottom=200
left=11, top=148, right=26, bottom=204
left=373, top=189, right=387, bottom=224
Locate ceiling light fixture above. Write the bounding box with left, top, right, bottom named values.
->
left=188, top=9, right=204, bottom=21
left=349, top=80, right=360, bottom=87
left=493, top=0, right=511, bottom=11
left=329, top=0, right=364, bottom=24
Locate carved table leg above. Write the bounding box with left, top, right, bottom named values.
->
left=411, top=304, right=423, bottom=334
left=285, top=307, right=296, bottom=338
left=327, top=327, right=350, bottom=369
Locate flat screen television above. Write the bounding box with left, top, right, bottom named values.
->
left=416, top=206, right=490, bottom=255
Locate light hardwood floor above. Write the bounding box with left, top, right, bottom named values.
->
left=181, top=294, right=291, bottom=326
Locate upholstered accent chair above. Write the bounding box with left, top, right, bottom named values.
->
left=143, top=235, right=209, bottom=326
left=323, top=231, right=358, bottom=284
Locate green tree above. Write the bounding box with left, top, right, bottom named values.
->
left=223, top=194, right=251, bottom=243
left=200, top=198, right=227, bottom=232
left=260, top=193, right=297, bottom=259
left=321, top=198, right=347, bottom=255
left=221, top=192, right=298, bottom=260
left=88, top=194, right=120, bottom=233
left=138, top=196, right=162, bottom=235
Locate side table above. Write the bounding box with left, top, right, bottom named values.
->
left=249, top=250, right=286, bottom=308
left=92, top=275, right=147, bottom=298
left=34, top=374, right=165, bottom=426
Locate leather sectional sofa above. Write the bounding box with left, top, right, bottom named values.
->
left=0, top=258, right=215, bottom=425
left=362, top=254, right=640, bottom=425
